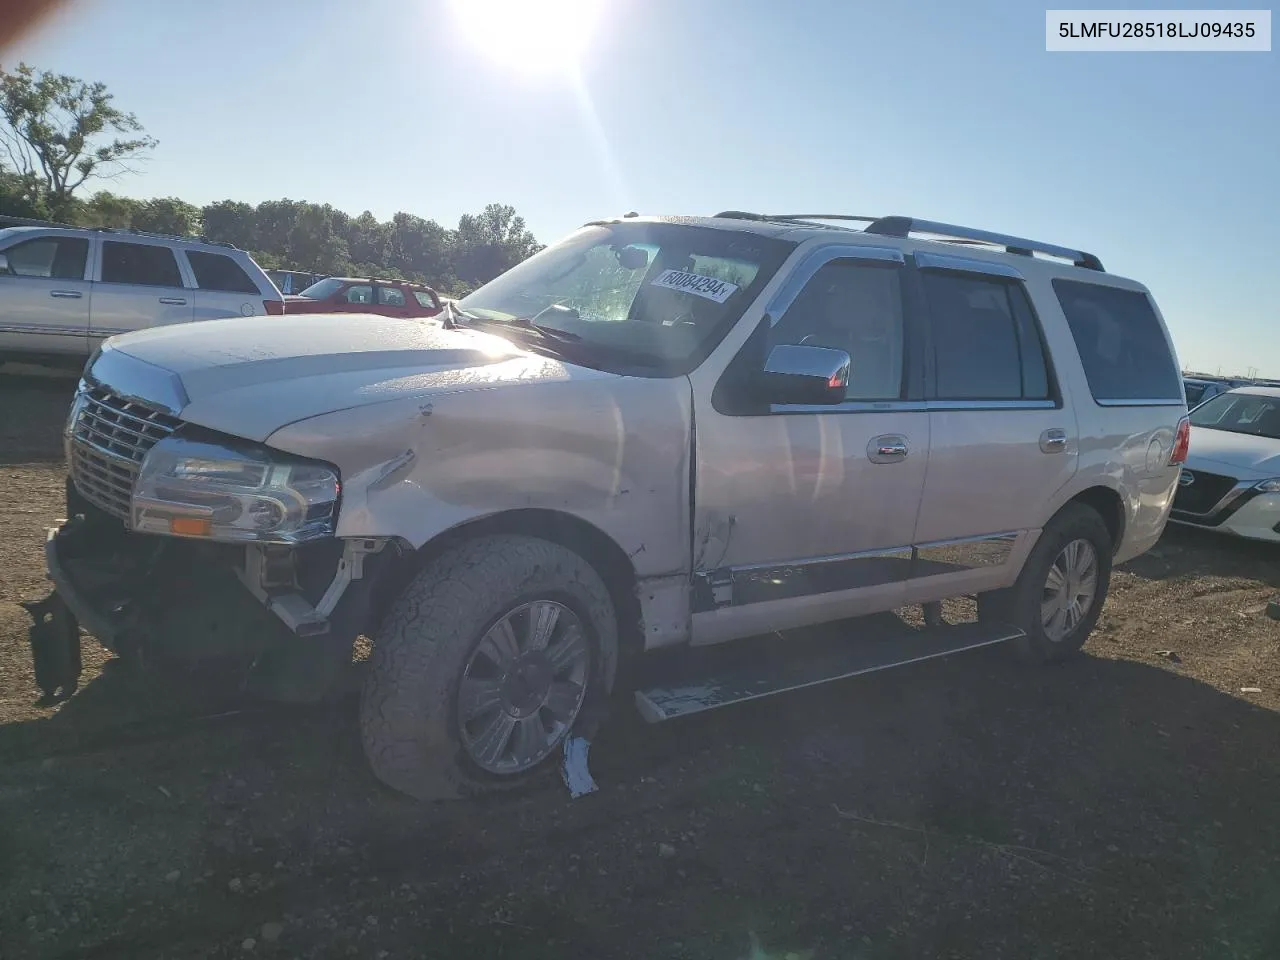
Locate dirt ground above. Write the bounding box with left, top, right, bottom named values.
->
left=2, top=370, right=1280, bottom=960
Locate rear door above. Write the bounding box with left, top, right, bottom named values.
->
left=184, top=249, right=269, bottom=320
left=906, top=253, right=1077, bottom=602
left=90, top=239, right=194, bottom=341
left=373, top=284, right=414, bottom=318
left=0, top=231, right=93, bottom=357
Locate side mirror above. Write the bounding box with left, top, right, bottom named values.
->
left=758, top=343, right=850, bottom=405
left=0, top=253, right=9, bottom=274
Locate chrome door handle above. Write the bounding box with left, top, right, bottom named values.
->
left=868, top=434, right=909, bottom=463
left=158, top=297, right=187, bottom=305
left=50, top=290, right=82, bottom=298
left=1040, top=428, right=1068, bottom=453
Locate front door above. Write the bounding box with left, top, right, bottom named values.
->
left=690, top=244, right=930, bottom=645
left=905, top=253, right=1079, bottom=602
left=0, top=232, right=93, bottom=357
left=90, top=239, right=195, bottom=342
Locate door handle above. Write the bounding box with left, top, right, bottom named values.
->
left=158, top=297, right=187, bottom=305
left=50, top=290, right=82, bottom=299
left=1040, top=428, right=1068, bottom=453
left=868, top=434, right=909, bottom=463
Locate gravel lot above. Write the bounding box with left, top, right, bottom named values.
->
left=2, top=369, right=1280, bottom=960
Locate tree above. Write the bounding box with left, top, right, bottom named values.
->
left=132, top=196, right=199, bottom=236
left=451, top=203, right=542, bottom=288
left=0, top=62, right=157, bottom=219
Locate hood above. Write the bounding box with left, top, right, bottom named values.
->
left=1186, top=425, right=1280, bottom=478
left=92, top=313, right=610, bottom=441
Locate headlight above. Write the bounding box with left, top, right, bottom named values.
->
left=133, top=435, right=339, bottom=543
left=1256, top=479, right=1280, bottom=494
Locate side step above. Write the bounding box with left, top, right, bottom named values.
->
left=633, top=618, right=1023, bottom=723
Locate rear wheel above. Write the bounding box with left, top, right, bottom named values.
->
left=978, top=503, right=1113, bottom=663
left=360, top=534, right=618, bottom=800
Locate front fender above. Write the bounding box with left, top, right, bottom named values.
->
left=264, top=375, right=695, bottom=581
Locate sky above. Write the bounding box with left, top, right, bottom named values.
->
left=9, top=0, right=1278, bottom=376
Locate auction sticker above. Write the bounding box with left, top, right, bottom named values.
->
left=650, top=269, right=739, bottom=303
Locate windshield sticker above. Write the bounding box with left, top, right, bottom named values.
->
left=649, top=269, right=739, bottom=304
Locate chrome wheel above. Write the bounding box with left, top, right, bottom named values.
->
left=1041, top=538, right=1098, bottom=642
left=457, top=600, right=590, bottom=775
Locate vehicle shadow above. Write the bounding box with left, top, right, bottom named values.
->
left=0, top=367, right=75, bottom=466
left=1128, top=524, right=1280, bottom=588
left=2, top=637, right=1280, bottom=959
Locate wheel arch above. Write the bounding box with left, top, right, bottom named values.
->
left=370, top=508, right=645, bottom=661
left=1063, top=485, right=1125, bottom=554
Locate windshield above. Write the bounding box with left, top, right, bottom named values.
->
left=297, top=277, right=342, bottom=299
left=1189, top=392, right=1280, bottom=440
left=457, top=222, right=795, bottom=374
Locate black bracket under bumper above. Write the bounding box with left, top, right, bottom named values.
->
left=22, top=589, right=82, bottom=702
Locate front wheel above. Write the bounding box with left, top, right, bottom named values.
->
left=978, top=503, right=1113, bottom=663
left=360, top=535, right=618, bottom=800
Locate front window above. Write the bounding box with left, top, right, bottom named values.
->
left=297, top=277, right=343, bottom=299
left=457, top=222, right=795, bottom=373
left=1189, top=392, right=1280, bottom=440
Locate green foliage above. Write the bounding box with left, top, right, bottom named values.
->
left=0, top=64, right=544, bottom=292
left=0, top=62, right=157, bottom=219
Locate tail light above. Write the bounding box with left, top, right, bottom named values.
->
left=1169, top=416, right=1191, bottom=465
left=264, top=299, right=285, bottom=316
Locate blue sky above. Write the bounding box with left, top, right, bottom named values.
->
left=11, top=0, right=1277, bottom=375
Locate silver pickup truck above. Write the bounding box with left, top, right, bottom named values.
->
left=29, top=211, right=1188, bottom=800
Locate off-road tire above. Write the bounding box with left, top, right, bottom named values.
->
left=360, top=534, right=618, bottom=800
left=977, top=503, right=1113, bottom=663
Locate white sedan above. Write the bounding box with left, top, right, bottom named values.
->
left=1169, top=386, right=1280, bottom=543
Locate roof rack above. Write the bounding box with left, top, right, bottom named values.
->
left=864, top=216, right=1103, bottom=271
left=712, top=211, right=1104, bottom=271
left=92, top=226, right=238, bottom=249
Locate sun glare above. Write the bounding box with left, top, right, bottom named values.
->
left=449, top=0, right=604, bottom=71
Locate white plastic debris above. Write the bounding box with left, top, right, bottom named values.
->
left=561, top=736, right=598, bottom=799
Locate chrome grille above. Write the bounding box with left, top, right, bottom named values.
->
left=69, top=385, right=180, bottom=521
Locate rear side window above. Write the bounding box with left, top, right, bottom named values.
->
left=186, top=250, right=259, bottom=294
left=101, top=241, right=183, bottom=287
left=1184, top=383, right=1205, bottom=407
left=412, top=291, right=438, bottom=309
left=377, top=286, right=406, bottom=306
left=921, top=271, right=1051, bottom=401
left=1054, top=280, right=1181, bottom=402
left=3, top=236, right=89, bottom=280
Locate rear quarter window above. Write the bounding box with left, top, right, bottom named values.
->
left=186, top=250, right=261, bottom=294
left=1053, top=279, right=1182, bottom=403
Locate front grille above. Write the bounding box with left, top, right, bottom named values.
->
left=1172, top=468, right=1237, bottom=516
left=69, top=385, right=181, bottom=521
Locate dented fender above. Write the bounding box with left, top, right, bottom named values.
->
left=266, top=372, right=696, bottom=646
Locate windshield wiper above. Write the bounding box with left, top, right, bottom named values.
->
left=510, top=304, right=582, bottom=341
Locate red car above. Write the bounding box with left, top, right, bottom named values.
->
left=285, top=276, right=443, bottom=319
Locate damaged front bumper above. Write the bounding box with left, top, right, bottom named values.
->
left=29, top=509, right=402, bottom=702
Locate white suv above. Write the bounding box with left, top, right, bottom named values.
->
left=31, top=212, right=1189, bottom=800
left=0, top=226, right=283, bottom=369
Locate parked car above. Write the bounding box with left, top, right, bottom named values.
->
left=32, top=211, right=1187, bottom=800
left=1169, top=386, right=1280, bottom=542
left=285, top=276, right=443, bottom=318
left=266, top=268, right=326, bottom=295
left=1183, top=376, right=1231, bottom=409
left=0, top=226, right=283, bottom=370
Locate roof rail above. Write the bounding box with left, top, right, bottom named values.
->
left=865, top=216, right=1104, bottom=271
left=714, top=211, right=878, bottom=229
left=92, top=226, right=238, bottom=249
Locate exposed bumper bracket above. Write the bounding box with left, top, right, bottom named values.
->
left=238, top=538, right=387, bottom=637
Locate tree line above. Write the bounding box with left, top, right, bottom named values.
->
left=0, top=62, right=543, bottom=294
